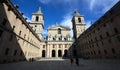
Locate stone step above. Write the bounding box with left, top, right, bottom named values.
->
left=38, top=58, right=65, bottom=61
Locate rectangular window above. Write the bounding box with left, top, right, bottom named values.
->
left=98, top=50, right=101, bottom=54
left=19, top=31, right=21, bottom=35
left=96, top=43, right=99, bottom=47
left=114, top=28, right=118, bottom=34
left=101, top=41, right=104, bottom=45
left=2, top=18, right=7, bottom=25
left=5, top=48, right=9, bottom=55
left=111, top=48, right=116, bottom=54
left=65, top=44, right=67, bottom=48
left=104, top=49, right=107, bottom=54
left=43, top=45, right=45, bottom=48
left=9, top=34, right=13, bottom=41
left=100, top=35, right=103, bottom=39
left=35, top=25, right=37, bottom=27
left=59, top=44, right=61, bottom=48
left=0, top=30, right=3, bottom=37
left=14, top=50, right=17, bottom=56
left=106, top=32, right=110, bottom=36
left=20, top=51, right=23, bottom=56
left=24, top=34, right=26, bottom=39
left=58, top=28, right=61, bottom=34
left=13, top=26, right=15, bottom=31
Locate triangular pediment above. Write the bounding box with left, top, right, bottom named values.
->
left=48, top=24, right=70, bottom=30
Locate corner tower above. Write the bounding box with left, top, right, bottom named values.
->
left=72, top=10, right=86, bottom=39
left=29, top=7, right=44, bottom=40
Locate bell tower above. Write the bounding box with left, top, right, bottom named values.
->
left=29, top=7, right=44, bottom=40
left=72, top=10, right=86, bottom=39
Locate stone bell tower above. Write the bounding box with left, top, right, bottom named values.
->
left=72, top=10, right=86, bottom=39
left=29, top=7, right=44, bottom=40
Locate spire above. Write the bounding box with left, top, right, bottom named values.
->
left=34, top=7, right=43, bottom=14
left=74, top=9, right=80, bottom=16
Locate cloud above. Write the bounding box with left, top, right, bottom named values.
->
left=88, top=0, right=119, bottom=12
left=85, top=21, right=91, bottom=29
left=38, top=0, right=79, bottom=10
left=60, top=13, right=72, bottom=28
left=60, top=13, right=73, bottom=37
left=23, top=15, right=31, bottom=22
left=38, top=0, right=78, bottom=4
left=43, top=29, right=48, bottom=36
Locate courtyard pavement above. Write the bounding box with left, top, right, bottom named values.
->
left=0, top=59, right=120, bottom=70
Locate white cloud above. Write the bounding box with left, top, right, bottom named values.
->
left=85, top=21, right=92, bottom=29
left=38, top=0, right=79, bottom=5
left=23, top=15, right=31, bottom=22
left=60, top=13, right=72, bottom=28
left=60, top=13, right=73, bottom=37
left=89, top=0, right=95, bottom=10
left=43, top=29, right=48, bottom=36
left=88, top=0, right=119, bottom=12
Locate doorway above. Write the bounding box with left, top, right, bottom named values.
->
left=52, top=50, right=56, bottom=57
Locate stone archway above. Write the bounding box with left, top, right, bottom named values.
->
left=64, top=50, right=68, bottom=57
left=42, top=50, right=45, bottom=57
left=58, top=50, right=62, bottom=57
left=52, top=50, right=56, bottom=57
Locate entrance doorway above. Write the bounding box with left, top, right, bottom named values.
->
left=42, top=50, right=45, bottom=57
left=52, top=50, right=56, bottom=57
left=58, top=50, right=62, bottom=57
left=64, top=50, right=68, bottom=57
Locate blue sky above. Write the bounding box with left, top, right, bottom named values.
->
left=11, top=0, right=119, bottom=36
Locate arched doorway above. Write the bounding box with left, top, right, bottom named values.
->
left=64, top=50, right=68, bottom=57
left=52, top=50, right=56, bottom=57
left=58, top=50, right=62, bottom=57
left=42, top=50, right=45, bottom=57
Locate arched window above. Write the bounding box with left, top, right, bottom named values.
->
left=36, top=16, right=39, bottom=21
left=78, top=18, right=81, bottom=22
left=58, top=28, right=61, bottom=34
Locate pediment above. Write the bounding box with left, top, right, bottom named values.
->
left=48, top=24, right=70, bottom=30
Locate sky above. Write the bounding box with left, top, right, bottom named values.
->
left=11, top=0, right=119, bottom=36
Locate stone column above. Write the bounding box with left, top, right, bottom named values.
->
left=49, top=44, right=51, bottom=58
left=62, top=44, right=64, bottom=56
left=46, top=44, right=49, bottom=58
left=56, top=44, right=58, bottom=58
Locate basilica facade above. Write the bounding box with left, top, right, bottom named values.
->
left=29, top=8, right=86, bottom=58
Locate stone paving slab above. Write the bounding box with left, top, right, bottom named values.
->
left=0, top=59, right=120, bottom=70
